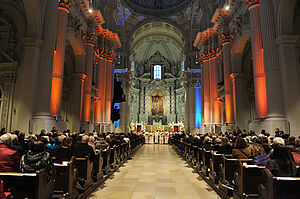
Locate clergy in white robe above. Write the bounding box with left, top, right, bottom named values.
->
left=155, top=131, right=159, bottom=144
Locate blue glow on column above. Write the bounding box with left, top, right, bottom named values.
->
left=195, top=85, right=202, bottom=128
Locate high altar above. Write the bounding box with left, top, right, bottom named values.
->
left=129, top=51, right=185, bottom=126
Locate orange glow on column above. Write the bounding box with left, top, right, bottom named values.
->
left=94, top=98, right=101, bottom=123
left=50, top=8, right=68, bottom=117
left=105, top=62, right=112, bottom=123
left=203, top=60, right=210, bottom=124
left=255, top=51, right=267, bottom=118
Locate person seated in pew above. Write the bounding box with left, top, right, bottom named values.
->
left=20, top=140, right=54, bottom=173
left=267, top=145, right=297, bottom=177
left=95, top=137, right=109, bottom=151
left=54, top=137, right=73, bottom=161
left=252, top=137, right=271, bottom=166
left=217, top=137, right=233, bottom=155
left=72, top=135, right=95, bottom=161
left=203, top=136, right=212, bottom=151
left=291, top=139, right=300, bottom=166
left=232, top=137, right=251, bottom=159
left=11, top=133, right=25, bottom=157
left=88, top=136, right=96, bottom=154
left=0, top=133, right=20, bottom=172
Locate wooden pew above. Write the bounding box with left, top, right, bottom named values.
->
left=233, top=162, right=265, bottom=199
left=74, top=156, right=93, bottom=191
left=192, top=146, right=199, bottom=167
left=196, top=147, right=203, bottom=172
left=0, top=168, right=54, bottom=199
left=258, top=168, right=300, bottom=199
left=209, top=152, right=226, bottom=184
left=201, top=149, right=212, bottom=176
left=219, top=156, right=252, bottom=197
left=101, top=148, right=111, bottom=174
left=93, top=151, right=104, bottom=182
left=53, top=157, right=78, bottom=199
left=109, top=146, right=117, bottom=169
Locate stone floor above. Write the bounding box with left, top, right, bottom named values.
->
left=88, top=144, right=220, bottom=199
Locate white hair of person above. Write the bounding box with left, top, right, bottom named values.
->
left=58, top=135, right=66, bottom=143
left=273, top=137, right=285, bottom=146
left=82, top=135, right=89, bottom=142
left=0, top=133, right=12, bottom=146
left=89, top=136, right=95, bottom=142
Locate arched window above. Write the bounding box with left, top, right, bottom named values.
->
left=154, top=65, right=162, bottom=79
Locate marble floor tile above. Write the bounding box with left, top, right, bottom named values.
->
left=88, top=144, right=219, bottom=199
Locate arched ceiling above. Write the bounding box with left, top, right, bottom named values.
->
left=122, top=0, right=193, bottom=16
left=130, top=22, right=185, bottom=63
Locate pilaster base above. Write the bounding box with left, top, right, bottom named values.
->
left=191, top=128, right=200, bottom=135
left=249, top=118, right=289, bottom=135
left=200, top=125, right=211, bottom=134
left=30, top=116, right=67, bottom=134
left=80, top=122, right=94, bottom=134
left=94, top=122, right=115, bottom=134
left=221, top=123, right=236, bottom=133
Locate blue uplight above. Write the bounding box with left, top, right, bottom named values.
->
left=195, top=85, right=202, bottom=128
left=114, top=119, right=120, bottom=127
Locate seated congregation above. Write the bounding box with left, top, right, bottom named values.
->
left=171, top=129, right=300, bottom=199
left=0, top=128, right=144, bottom=199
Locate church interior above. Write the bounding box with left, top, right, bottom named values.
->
left=0, top=0, right=300, bottom=199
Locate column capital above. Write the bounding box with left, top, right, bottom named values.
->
left=230, top=72, right=239, bottom=80
left=244, top=0, right=259, bottom=10
left=21, top=37, right=43, bottom=49
left=58, top=0, right=72, bottom=12
left=275, top=35, right=300, bottom=46
left=71, top=73, right=87, bottom=80
left=83, top=31, right=97, bottom=46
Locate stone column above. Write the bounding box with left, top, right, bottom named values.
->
left=184, top=80, right=191, bottom=132
left=68, top=73, right=86, bottom=132
left=220, top=17, right=235, bottom=125
left=211, top=56, right=221, bottom=125
left=50, top=0, right=72, bottom=117
left=105, top=60, right=113, bottom=124
left=188, top=81, right=196, bottom=133
left=31, top=0, right=59, bottom=133
left=259, top=0, right=288, bottom=132
left=94, top=58, right=106, bottom=124
left=13, top=38, right=42, bottom=132
left=82, top=24, right=96, bottom=130
left=276, top=35, right=300, bottom=135
left=203, top=59, right=210, bottom=126
left=245, top=0, right=268, bottom=119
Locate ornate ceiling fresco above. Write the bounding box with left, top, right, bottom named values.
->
left=122, top=0, right=193, bottom=16
left=130, top=22, right=184, bottom=63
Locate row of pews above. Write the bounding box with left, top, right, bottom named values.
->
left=171, top=138, right=300, bottom=199
left=0, top=137, right=144, bottom=199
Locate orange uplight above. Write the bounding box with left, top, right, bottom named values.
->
left=50, top=52, right=64, bottom=117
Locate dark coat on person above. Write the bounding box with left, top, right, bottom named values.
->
left=54, top=146, right=73, bottom=161
left=20, top=151, right=52, bottom=173
left=232, top=148, right=251, bottom=159
left=72, top=142, right=95, bottom=161
left=266, top=159, right=297, bottom=177
left=0, top=144, right=20, bottom=172
left=218, top=145, right=233, bottom=155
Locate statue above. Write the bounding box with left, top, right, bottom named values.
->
left=178, top=121, right=185, bottom=132
left=130, top=120, right=136, bottom=131
left=168, top=122, right=173, bottom=132
left=142, top=121, right=147, bottom=131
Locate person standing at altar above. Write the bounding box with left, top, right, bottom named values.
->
left=159, top=131, right=164, bottom=144
left=145, top=132, right=149, bottom=144
left=164, top=131, right=169, bottom=144
left=149, top=131, right=154, bottom=144
left=155, top=131, right=159, bottom=144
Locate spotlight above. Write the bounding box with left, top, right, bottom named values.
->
left=225, top=5, right=230, bottom=11
left=88, top=8, right=93, bottom=13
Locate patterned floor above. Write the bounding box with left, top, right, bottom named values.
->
left=88, top=144, right=220, bottom=199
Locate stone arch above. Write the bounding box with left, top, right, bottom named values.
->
left=66, top=31, right=86, bottom=73
left=126, top=18, right=189, bottom=51
left=277, top=0, right=298, bottom=35
left=23, top=0, right=42, bottom=37
left=231, top=33, right=251, bottom=73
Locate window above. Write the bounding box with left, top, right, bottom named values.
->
left=181, top=60, right=185, bottom=71
left=131, top=61, right=135, bottom=73
left=154, top=65, right=162, bottom=79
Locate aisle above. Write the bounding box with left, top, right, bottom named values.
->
left=88, top=144, right=219, bottom=199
